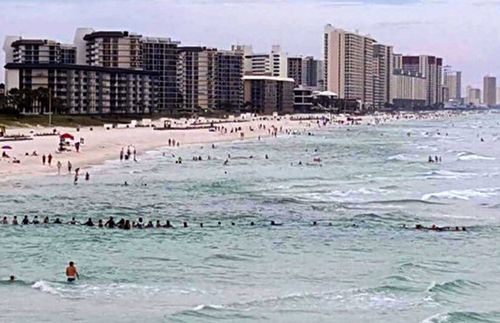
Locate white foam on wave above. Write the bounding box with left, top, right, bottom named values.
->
left=422, top=187, right=500, bottom=201
left=32, top=280, right=62, bottom=296
left=457, top=152, right=495, bottom=161
left=425, top=170, right=477, bottom=180
left=387, top=154, right=420, bottom=162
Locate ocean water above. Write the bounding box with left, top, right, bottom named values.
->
left=1, top=112, right=500, bottom=322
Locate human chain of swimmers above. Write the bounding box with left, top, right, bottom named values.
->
left=1, top=216, right=468, bottom=231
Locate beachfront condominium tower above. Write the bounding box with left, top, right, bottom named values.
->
left=287, top=56, right=303, bottom=87
left=401, top=55, right=443, bottom=106
left=483, top=75, right=497, bottom=106
left=466, top=86, right=481, bottom=106
left=4, top=31, right=156, bottom=114
left=443, top=67, right=462, bottom=103
left=324, top=24, right=375, bottom=109
left=373, top=44, right=393, bottom=110
left=142, top=37, right=181, bottom=114
left=177, top=47, right=243, bottom=113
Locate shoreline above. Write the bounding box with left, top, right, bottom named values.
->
left=0, top=114, right=333, bottom=182
left=0, top=111, right=469, bottom=183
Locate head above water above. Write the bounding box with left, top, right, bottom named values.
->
left=69, top=261, right=74, bottom=266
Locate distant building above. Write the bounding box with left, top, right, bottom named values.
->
left=142, top=37, right=181, bottom=114
left=373, top=44, right=393, bottom=110
left=390, top=69, right=426, bottom=109
left=443, top=67, right=462, bottom=103
left=483, top=75, right=497, bottom=106
left=324, top=24, right=375, bottom=109
left=287, top=56, right=303, bottom=87
left=466, top=86, right=481, bottom=106
left=177, top=47, right=243, bottom=113
left=243, top=75, right=294, bottom=114
left=4, top=63, right=155, bottom=114
left=302, top=56, right=323, bottom=90
left=401, top=55, right=443, bottom=106
left=497, top=87, right=500, bottom=104
left=237, top=45, right=287, bottom=78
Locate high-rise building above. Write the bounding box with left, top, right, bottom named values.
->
left=324, top=24, right=375, bottom=109
left=287, top=56, right=302, bottom=87
left=443, top=67, right=462, bottom=103
left=302, top=56, right=323, bottom=90
left=373, top=44, right=393, bottom=110
left=177, top=46, right=243, bottom=113
left=390, top=69, right=426, bottom=109
left=466, top=86, right=481, bottom=106
left=142, top=37, right=180, bottom=114
left=401, top=55, right=443, bottom=106
left=483, top=75, right=497, bottom=106
left=214, top=50, right=244, bottom=111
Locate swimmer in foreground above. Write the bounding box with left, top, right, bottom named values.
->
left=66, top=261, right=79, bottom=282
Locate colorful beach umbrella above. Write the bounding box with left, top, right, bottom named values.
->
left=2, top=145, right=12, bottom=150
left=60, top=133, right=74, bottom=140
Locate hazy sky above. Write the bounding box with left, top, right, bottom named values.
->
left=1, top=0, right=499, bottom=87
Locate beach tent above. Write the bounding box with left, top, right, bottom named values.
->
left=2, top=145, right=12, bottom=150
left=60, top=133, right=74, bottom=140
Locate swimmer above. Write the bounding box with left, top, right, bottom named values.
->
left=66, top=261, right=79, bottom=282
left=68, top=217, right=78, bottom=225
left=53, top=218, right=62, bottom=224
left=83, top=218, right=94, bottom=226
left=183, top=221, right=188, bottom=228
left=9, top=275, right=15, bottom=283
left=164, top=220, right=173, bottom=228
left=43, top=216, right=49, bottom=224
left=12, top=216, right=18, bottom=225
left=2, top=216, right=8, bottom=224
left=98, top=219, right=103, bottom=228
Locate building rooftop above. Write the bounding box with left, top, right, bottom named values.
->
left=243, top=75, right=295, bottom=82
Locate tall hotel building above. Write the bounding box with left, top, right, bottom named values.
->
left=324, top=24, right=375, bottom=109
left=483, top=75, right=497, bottom=106
left=443, top=67, right=462, bottom=103
left=177, top=47, right=243, bottom=113
left=373, top=44, right=393, bottom=110
left=142, top=37, right=180, bottom=114
left=400, top=55, right=443, bottom=106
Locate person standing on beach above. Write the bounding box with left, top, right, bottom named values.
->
left=66, top=261, right=79, bottom=282
left=120, top=148, right=124, bottom=161
left=47, top=154, right=52, bottom=166
left=42, top=154, right=46, bottom=165
left=68, top=161, right=72, bottom=174
left=57, top=161, right=62, bottom=175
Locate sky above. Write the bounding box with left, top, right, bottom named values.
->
left=1, top=0, right=500, bottom=88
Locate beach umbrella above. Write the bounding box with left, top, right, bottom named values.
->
left=60, top=133, right=74, bottom=140
left=2, top=145, right=12, bottom=150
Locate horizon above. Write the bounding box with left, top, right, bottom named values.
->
left=1, top=0, right=500, bottom=88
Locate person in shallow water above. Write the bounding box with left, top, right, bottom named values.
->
left=66, top=261, right=79, bottom=282
left=105, top=216, right=116, bottom=228
left=83, top=218, right=94, bottom=226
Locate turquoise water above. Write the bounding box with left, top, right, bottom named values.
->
left=1, top=112, right=500, bottom=322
